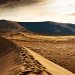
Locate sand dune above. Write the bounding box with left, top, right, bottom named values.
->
left=0, top=37, right=52, bottom=75
left=23, top=46, right=75, bottom=75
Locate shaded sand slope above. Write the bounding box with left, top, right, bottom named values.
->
left=0, top=37, right=19, bottom=75
left=0, top=37, right=52, bottom=75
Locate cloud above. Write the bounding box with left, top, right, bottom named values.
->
left=67, top=13, right=75, bottom=16
left=0, top=0, right=75, bottom=23
left=0, top=0, right=40, bottom=4
left=0, top=0, right=42, bottom=8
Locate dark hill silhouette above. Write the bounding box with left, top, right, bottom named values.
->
left=0, top=20, right=26, bottom=33
left=18, top=21, right=75, bottom=35
left=1, top=20, right=75, bottom=35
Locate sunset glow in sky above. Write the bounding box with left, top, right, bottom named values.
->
left=0, top=0, right=75, bottom=23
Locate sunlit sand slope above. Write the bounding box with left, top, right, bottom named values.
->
left=23, top=46, right=75, bottom=75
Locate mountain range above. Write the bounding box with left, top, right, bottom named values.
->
left=19, top=21, right=75, bottom=35
left=0, top=20, right=75, bottom=35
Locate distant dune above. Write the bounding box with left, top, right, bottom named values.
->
left=0, top=20, right=26, bottom=34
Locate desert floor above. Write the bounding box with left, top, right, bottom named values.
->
left=6, top=33, right=75, bottom=73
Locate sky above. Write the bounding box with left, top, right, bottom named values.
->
left=0, top=0, right=75, bottom=23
